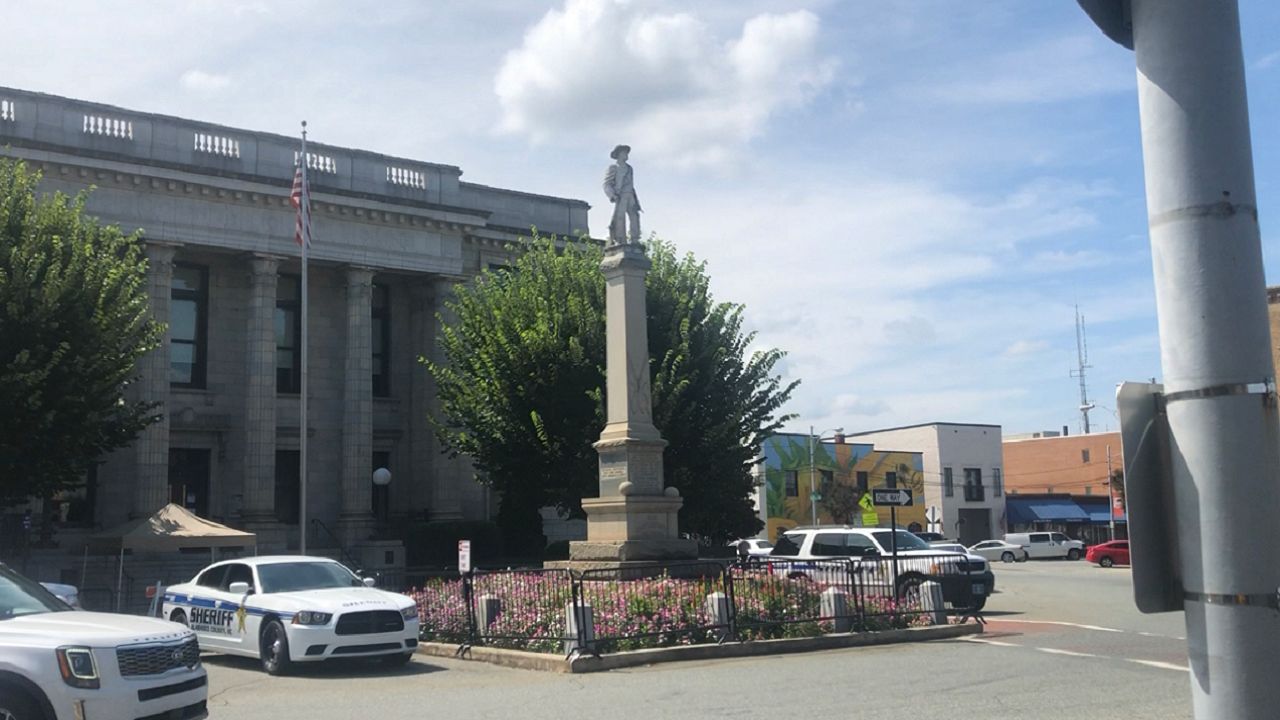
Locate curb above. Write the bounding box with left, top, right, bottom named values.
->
left=415, top=622, right=983, bottom=674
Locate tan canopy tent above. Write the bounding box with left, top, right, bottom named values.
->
left=88, top=504, right=256, bottom=610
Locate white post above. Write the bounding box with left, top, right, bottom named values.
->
left=920, top=581, right=947, bottom=626
left=820, top=587, right=852, bottom=633
left=565, top=602, right=595, bottom=655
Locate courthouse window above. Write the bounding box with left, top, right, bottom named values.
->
left=275, top=450, right=300, bottom=525
left=170, top=264, right=208, bottom=388
left=276, top=275, right=301, bottom=393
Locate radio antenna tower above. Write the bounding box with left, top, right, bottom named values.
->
left=1070, top=304, right=1095, bottom=434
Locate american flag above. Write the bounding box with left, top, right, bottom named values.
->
left=290, top=157, right=311, bottom=247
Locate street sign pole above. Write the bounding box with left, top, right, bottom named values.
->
left=890, top=505, right=899, bottom=598
left=1079, top=3, right=1280, bottom=717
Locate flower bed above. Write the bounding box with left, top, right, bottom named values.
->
left=409, top=569, right=937, bottom=656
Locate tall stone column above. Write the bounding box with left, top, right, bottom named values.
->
left=339, top=266, right=376, bottom=543
left=407, top=282, right=434, bottom=518
left=570, top=243, right=696, bottom=562
left=133, top=242, right=178, bottom=517
left=428, top=277, right=464, bottom=520
left=241, top=254, right=282, bottom=530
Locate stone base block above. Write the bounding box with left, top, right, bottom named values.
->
left=580, top=495, right=684, bottom=543
left=566, top=538, right=699, bottom=563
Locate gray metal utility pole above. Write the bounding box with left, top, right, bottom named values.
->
left=1080, top=1, right=1280, bottom=717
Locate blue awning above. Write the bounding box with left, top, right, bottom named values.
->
left=1078, top=499, right=1127, bottom=523
left=1006, top=497, right=1090, bottom=524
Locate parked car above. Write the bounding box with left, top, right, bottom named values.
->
left=968, top=540, right=1030, bottom=563
left=1086, top=540, right=1131, bottom=567
left=728, top=538, right=774, bottom=557
left=0, top=561, right=207, bottom=720
left=770, top=526, right=995, bottom=610
left=163, top=555, right=419, bottom=675
left=930, top=543, right=969, bottom=556
left=913, top=532, right=948, bottom=543
left=1003, top=532, right=1085, bottom=560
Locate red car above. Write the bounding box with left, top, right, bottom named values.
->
left=1086, top=540, right=1130, bottom=567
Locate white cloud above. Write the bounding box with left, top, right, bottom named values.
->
left=493, top=0, right=836, bottom=167
left=1004, top=339, right=1049, bottom=357
left=179, top=70, right=232, bottom=94
left=1256, top=50, right=1280, bottom=70
left=832, top=394, right=889, bottom=417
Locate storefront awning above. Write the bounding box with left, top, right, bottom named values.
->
left=1006, top=496, right=1091, bottom=524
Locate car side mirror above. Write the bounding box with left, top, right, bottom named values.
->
left=228, top=581, right=251, bottom=595
left=362, top=577, right=376, bottom=588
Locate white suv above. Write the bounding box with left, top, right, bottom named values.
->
left=770, top=527, right=995, bottom=610
left=0, top=563, right=208, bottom=720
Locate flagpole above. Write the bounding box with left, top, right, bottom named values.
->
left=299, top=120, right=310, bottom=556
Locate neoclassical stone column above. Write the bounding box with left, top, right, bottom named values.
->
left=133, top=241, right=178, bottom=517
left=407, top=282, right=434, bottom=517
left=428, top=277, right=464, bottom=520
left=241, top=254, right=282, bottom=527
left=339, top=266, right=376, bottom=543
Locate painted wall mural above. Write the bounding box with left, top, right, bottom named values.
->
left=761, top=434, right=925, bottom=541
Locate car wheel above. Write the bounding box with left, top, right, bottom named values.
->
left=1100, top=556, right=1114, bottom=568
left=382, top=652, right=414, bottom=668
left=1000, top=551, right=1016, bottom=563
left=1067, top=549, right=1082, bottom=561
left=260, top=619, right=293, bottom=676
left=968, top=595, right=987, bottom=612
left=896, top=573, right=926, bottom=604
left=170, top=609, right=188, bottom=626
left=0, top=687, right=41, bottom=720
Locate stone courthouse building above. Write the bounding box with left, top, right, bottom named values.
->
left=0, top=87, right=590, bottom=553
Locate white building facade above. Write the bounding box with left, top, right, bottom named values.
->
left=844, top=423, right=1006, bottom=546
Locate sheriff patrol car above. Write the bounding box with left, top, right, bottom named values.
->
left=162, top=556, right=419, bottom=675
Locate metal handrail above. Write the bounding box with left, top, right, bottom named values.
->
left=308, top=518, right=362, bottom=571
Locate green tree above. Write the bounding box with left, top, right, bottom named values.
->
left=427, top=234, right=797, bottom=549
left=820, top=483, right=862, bottom=525
left=0, top=159, right=163, bottom=505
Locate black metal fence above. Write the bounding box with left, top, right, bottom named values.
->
left=408, top=554, right=986, bottom=656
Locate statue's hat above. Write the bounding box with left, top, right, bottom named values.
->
left=610, top=144, right=631, bottom=159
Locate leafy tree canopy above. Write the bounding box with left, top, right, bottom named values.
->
left=0, top=159, right=162, bottom=504
left=427, top=234, right=797, bottom=547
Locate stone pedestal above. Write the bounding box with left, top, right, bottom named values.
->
left=568, top=242, right=697, bottom=563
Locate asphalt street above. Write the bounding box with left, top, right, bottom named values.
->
left=205, top=560, right=1194, bottom=719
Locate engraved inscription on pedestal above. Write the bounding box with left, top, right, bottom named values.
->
left=630, top=452, right=661, bottom=494
left=599, top=450, right=627, bottom=496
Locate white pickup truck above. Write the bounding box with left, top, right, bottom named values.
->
left=0, top=563, right=208, bottom=720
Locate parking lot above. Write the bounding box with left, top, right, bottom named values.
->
left=204, top=558, right=1192, bottom=720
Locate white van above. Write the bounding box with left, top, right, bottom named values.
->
left=1003, top=531, right=1084, bottom=560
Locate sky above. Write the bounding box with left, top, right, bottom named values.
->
left=4, top=0, right=1279, bottom=437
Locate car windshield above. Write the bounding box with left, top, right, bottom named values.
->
left=870, top=531, right=931, bottom=552
left=0, top=566, right=70, bottom=620
left=256, top=562, right=362, bottom=593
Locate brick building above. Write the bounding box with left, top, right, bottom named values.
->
left=1002, top=431, right=1124, bottom=544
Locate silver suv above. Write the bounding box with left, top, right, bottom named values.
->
left=0, top=563, right=207, bottom=720
left=770, top=526, right=995, bottom=610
